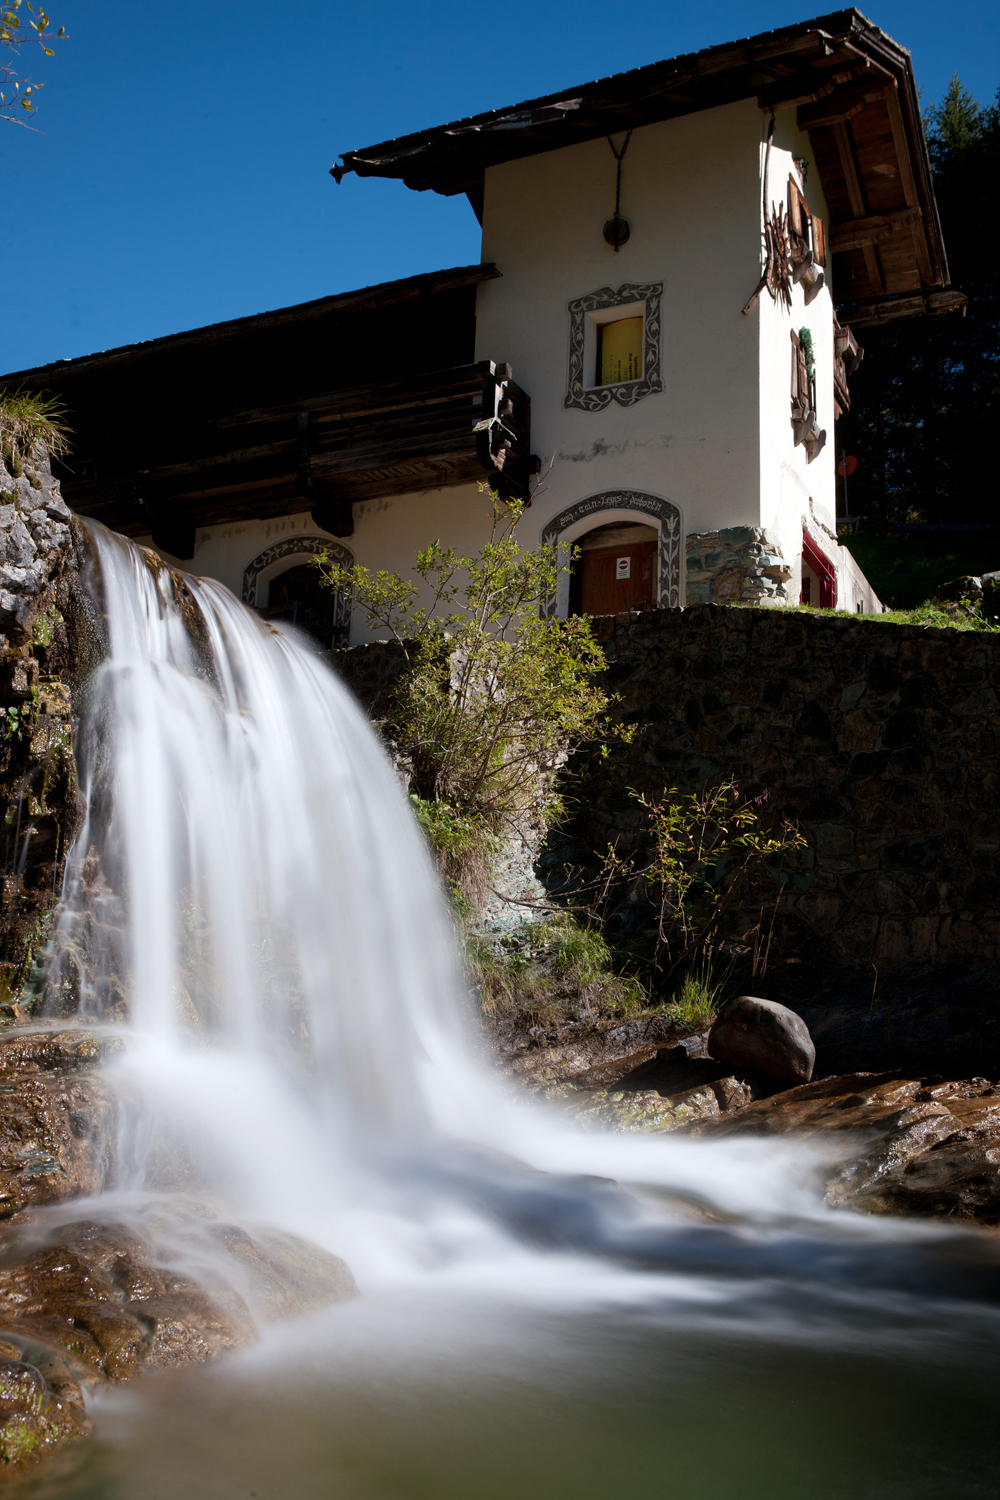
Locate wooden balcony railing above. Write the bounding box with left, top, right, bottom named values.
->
left=62, top=360, right=536, bottom=558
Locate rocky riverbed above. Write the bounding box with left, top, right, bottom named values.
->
left=0, top=1026, right=356, bottom=1477
left=496, top=1000, right=1000, bottom=1230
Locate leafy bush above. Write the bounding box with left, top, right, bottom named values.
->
left=637, top=780, right=805, bottom=977
left=317, top=492, right=618, bottom=889
left=662, top=962, right=725, bottom=1033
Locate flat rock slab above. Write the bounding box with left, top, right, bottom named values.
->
left=682, top=1072, right=1000, bottom=1226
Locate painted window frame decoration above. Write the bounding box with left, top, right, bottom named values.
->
left=541, top=489, right=682, bottom=615
left=241, top=535, right=354, bottom=639
left=564, top=282, right=663, bottom=412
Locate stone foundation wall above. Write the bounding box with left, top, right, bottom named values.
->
left=333, top=605, right=1000, bottom=973
left=685, top=527, right=792, bottom=606
left=574, top=604, right=1000, bottom=971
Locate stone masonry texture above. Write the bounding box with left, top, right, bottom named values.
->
left=578, top=604, right=1000, bottom=971
left=335, top=604, right=1000, bottom=974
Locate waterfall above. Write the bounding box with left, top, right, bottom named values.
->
left=24, top=525, right=1000, bottom=1499
left=48, top=525, right=501, bottom=1224
left=42, top=524, right=995, bottom=1297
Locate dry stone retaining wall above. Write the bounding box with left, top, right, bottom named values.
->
left=579, top=604, right=1000, bottom=971
left=334, top=604, right=1000, bottom=973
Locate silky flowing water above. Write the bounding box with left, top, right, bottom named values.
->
left=25, top=526, right=1000, bottom=1498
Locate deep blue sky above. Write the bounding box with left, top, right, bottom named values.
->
left=3, top=0, right=997, bottom=375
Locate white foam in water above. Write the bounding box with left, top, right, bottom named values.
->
left=28, top=525, right=1000, bottom=1500
left=43, top=525, right=979, bottom=1304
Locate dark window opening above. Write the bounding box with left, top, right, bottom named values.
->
left=260, top=563, right=345, bottom=648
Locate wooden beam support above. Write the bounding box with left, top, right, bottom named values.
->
left=832, top=120, right=884, bottom=294
left=798, top=79, right=894, bottom=130
left=885, top=90, right=935, bottom=286
left=829, top=205, right=921, bottom=254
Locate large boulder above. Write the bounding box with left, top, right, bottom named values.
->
left=980, top=571, right=1000, bottom=621
left=707, top=995, right=815, bottom=1084
left=931, top=574, right=982, bottom=607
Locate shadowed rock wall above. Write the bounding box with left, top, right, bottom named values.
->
left=334, top=604, right=1000, bottom=973
left=0, top=454, right=91, bottom=1014
left=574, top=604, right=1000, bottom=971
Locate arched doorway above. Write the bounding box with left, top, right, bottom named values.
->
left=241, top=536, right=353, bottom=646
left=540, top=490, right=683, bottom=616
left=568, top=521, right=659, bottom=615
left=261, top=562, right=343, bottom=646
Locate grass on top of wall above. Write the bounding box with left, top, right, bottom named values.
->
left=838, top=532, right=1000, bottom=611
left=789, top=600, right=999, bottom=631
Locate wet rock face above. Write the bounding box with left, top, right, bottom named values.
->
left=0, top=1219, right=256, bottom=1384
left=0, top=1210, right=356, bottom=1473
left=707, top=995, right=816, bottom=1084
left=0, top=1031, right=118, bottom=1216
left=686, top=1072, right=1000, bottom=1227
left=0, top=1336, right=92, bottom=1471
left=0, top=450, right=95, bottom=1015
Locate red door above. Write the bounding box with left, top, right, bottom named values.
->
left=801, top=531, right=837, bottom=609
left=578, top=540, right=657, bottom=615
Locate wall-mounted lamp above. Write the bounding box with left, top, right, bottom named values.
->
left=603, top=130, right=633, bottom=252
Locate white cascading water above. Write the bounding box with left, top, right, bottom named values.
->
left=28, top=524, right=1000, bottom=1500
left=43, top=523, right=1000, bottom=1306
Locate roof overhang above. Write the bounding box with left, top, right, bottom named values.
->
left=334, top=9, right=957, bottom=320
left=3, top=263, right=500, bottom=385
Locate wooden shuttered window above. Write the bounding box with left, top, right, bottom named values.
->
left=788, top=177, right=807, bottom=240
left=787, top=175, right=827, bottom=273
left=790, top=330, right=810, bottom=410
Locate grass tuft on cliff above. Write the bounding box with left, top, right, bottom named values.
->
left=0, top=388, right=70, bottom=477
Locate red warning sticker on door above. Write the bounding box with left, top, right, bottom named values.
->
left=616, top=557, right=631, bottom=580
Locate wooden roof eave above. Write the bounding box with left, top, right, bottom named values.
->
left=2, top=263, right=501, bottom=387
left=787, top=26, right=951, bottom=314
left=331, top=10, right=955, bottom=319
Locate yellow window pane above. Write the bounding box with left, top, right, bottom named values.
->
left=599, top=316, right=643, bottom=385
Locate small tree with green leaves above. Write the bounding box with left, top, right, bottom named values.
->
left=638, top=780, right=806, bottom=980
left=315, top=492, right=615, bottom=886
left=1, top=2, right=67, bottom=125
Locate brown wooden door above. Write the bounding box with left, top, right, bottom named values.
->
left=578, top=540, right=657, bottom=616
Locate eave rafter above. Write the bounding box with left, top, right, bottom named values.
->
left=331, top=9, right=959, bottom=324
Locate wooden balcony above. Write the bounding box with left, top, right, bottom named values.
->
left=59, top=359, right=535, bottom=559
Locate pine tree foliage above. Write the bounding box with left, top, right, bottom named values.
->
left=840, top=77, right=999, bottom=526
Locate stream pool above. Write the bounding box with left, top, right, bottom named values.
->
left=32, top=1275, right=1000, bottom=1500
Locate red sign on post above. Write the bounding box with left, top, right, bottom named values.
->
left=838, top=454, right=858, bottom=477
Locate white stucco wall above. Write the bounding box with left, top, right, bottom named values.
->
left=475, top=99, right=767, bottom=584
left=757, top=112, right=843, bottom=609
left=142, top=481, right=500, bottom=644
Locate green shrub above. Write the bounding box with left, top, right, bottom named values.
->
left=317, top=491, right=621, bottom=900
left=467, top=915, right=647, bottom=1028
left=663, top=962, right=725, bottom=1033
